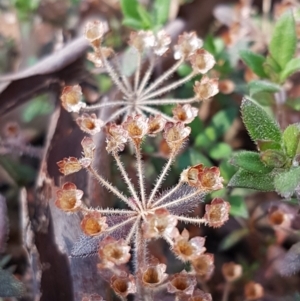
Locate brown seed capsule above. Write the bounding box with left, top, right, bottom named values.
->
left=110, top=273, right=136, bottom=298
left=148, top=115, right=166, bottom=136
left=140, top=263, right=168, bottom=288
left=188, top=289, right=212, bottom=301
left=244, top=281, right=264, bottom=300
left=61, top=85, right=85, bottom=113
left=204, top=198, right=230, bottom=228
left=222, top=262, right=242, bottom=282
left=172, top=104, right=198, bottom=124
left=191, top=253, right=215, bottom=279
left=57, top=157, right=82, bottom=175
left=105, top=123, right=129, bottom=153
left=122, top=114, right=148, bottom=143
left=76, top=113, right=104, bottom=135
left=81, top=137, right=96, bottom=160
left=81, top=212, right=108, bottom=236
left=167, top=270, right=196, bottom=296
left=85, top=20, right=107, bottom=47
left=194, top=76, right=219, bottom=100
left=189, top=49, right=216, bottom=74
left=55, top=182, right=83, bottom=212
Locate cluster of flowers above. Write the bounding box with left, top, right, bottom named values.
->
left=60, top=20, right=219, bottom=130
left=55, top=106, right=231, bottom=300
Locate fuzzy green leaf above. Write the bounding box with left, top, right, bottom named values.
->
left=241, top=97, right=282, bottom=144
left=0, top=268, right=25, bottom=297
left=228, top=195, right=248, bottom=218
left=274, top=167, right=300, bottom=198
left=282, top=124, right=300, bottom=158
left=280, top=57, right=300, bottom=82
left=230, top=151, right=273, bottom=174
left=248, top=80, right=281, bottom=96
left=239, top=50, right=267, bottom=78
left=228, top=169, right=275, bottom=191
left=256, top=139, right=282, bottom=151
left=269, top=11, right=297, bottom=69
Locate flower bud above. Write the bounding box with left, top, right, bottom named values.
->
left=204, top=198, right=230, bottom=228
left=57, top=157, right=82, bottom=175
left=55, top=182, right=83, bottom=212
left=61, top=85, right=86, bottom=113
left=172, top=104, right=198, bottom=124
left=81, top=212, right=108, bottom=236
left=189, top=49, right=215, bottom=74
left=194, top=76, right=219, bottom=100
left=222, top=262, right=242, bottom=282
left=244, top=281, right=264, bottom=300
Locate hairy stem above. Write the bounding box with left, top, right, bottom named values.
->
left=134, top=52, right=142, bottom=92
left=137, top=55, right=156, bottom=96
left=104, top=106, right=129, bottom=124
left=139, top=106, right=175, bottom=122
left=222, top=281, right=231, bottom=301
left=87, top=165, right=138, bottom=211
left=134, top=142, right=146, bottom=209
left=173, top=215, right=206, bottom=225
left=139, top=96, right=198, bottom=106
left=80, top=100, right=128, bottom=111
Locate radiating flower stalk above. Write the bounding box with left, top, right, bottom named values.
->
left=56, top=20, right=228, bottom=301
left=60, top=20, right=219, bottom=131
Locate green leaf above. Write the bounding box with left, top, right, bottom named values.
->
left=260, top=149, right=287, bottom=168
left=256, top=139, right=282, bottom=151
left=241, top=97, right=282, bottom=144
left=248, top=80, right=281, bottom=96
left=229, top=195, right=248, bottom=218
left=274, top=167, right=300, bottom=198
left=0, top=268, right=25, bottom=297
left=280, top=57, right=300, bottom=82
left=122, top=18, right=143, bottom=30
left=282, top=124, right=300, bottom=157
left=230, top=151, right=273, bottom=174
left=239, top=50, right=267, bottom=78
left=120, top=0, right=141, bottom=20
left=209, top=143, right=232, bottom=160
left=228, top=169, right=275, bottom=191
left=269, top=11, right=297, bottom=69
left=153, top=0, right=170, bottom=27
left=219, top=228, right=249, bottom=251
left=137, top=5, right=152, bottom=29
left=219, top=159, right=238, bottom=183
left=23, top=95, right=53, bottom=122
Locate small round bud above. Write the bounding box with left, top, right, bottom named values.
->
left=204, top=198, right=230, bottom=228
left=172, top=104, right=198, bottom=124
left=194, top=76, right=219, bottom=101
left=81, top=212, right=108, bottom=236
left=222, top=262, right=242, bottom=282
left=76, top=113, right=104, bottom=135
left=189, top=49, right=216, bottom=74
left=61, top=85, right=86, bottom=113
left=57, top=157, right=82, bottom=175
left=55, top=182, right=83, bottom=212
left=244, top=281, right=264, bottom=300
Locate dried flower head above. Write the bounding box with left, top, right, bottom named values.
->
left=57, top=157, right=82, bottom=175
left=148, top=115, right=166, bottom=136
left=172, top=229, right=206, bottom=261
left=76, top=113, right=104, bottom=135
left=85, top=20, right=107, bottom=47
left=172, top=104, right=198, bottom=124
left=81, top=137, right=96, bottom=159
left=222, top=262, right=243, bottom=282
left=174, top=32, right=203, bottom=60
left=167, top=271, right=196, bottom=296
left=98, top=237, right=131, bottom=268
left=81, top=212, right=108, bottom=236
left=105, top=123, right=129, bottom=153
left=111, top=273, right=136, bottom=298
left=55, top=182, right=83, bottom=212
left=153, top=30, right=171, bottom=56
left=142, top=208, right=177, bottom=239
left=189, top=49, right=216, bottom=74
left=244, top=281, right=264, bottom=300
left=61, top=85, right=85, bottom=113
left=204, top=198, right=230, bottom=228
left=163, top=122, right=191, bottom=152
left=140, top=263, right=168, bottom=288
left=188, top=289, right=212, bottom=301
left=81, top=294, right=104, bottom=301
left=194, top=76, right=219, bottom=100
left=191, top=253, right=215, bottom=279
left=129, top=30, right=155, bottom=52
left=87, top=47, right=113, bottom=68
left=122, top=114, right=149, bottom=143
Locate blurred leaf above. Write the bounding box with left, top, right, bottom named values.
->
left=274, top=167, right=300, bottom=198
left=153, top=0, right=170, bottom=28
left=177, top=63, right=192, bottom=77
left=219, top=159, right=238, bottom=183
left=190, top=117, right=204, bottom=140
left=0, top=268, right=25, bottom=297
left=122, top=17, right=144, bottom=30
left=230, top=151, right=273, bottom=174
left=280, top=58, right=300, bottom=82
left=209, top=142, right=232, bottom=160
left=228, top=195, right=248, bottom=218
left=241, top=97, right=282, bottom=144
left=228, top=169, right=275, bottom=191
left=177, top=149, right=212, bottom=172
left=239, top=50, right=267, bottom=78
left=137, top=5, right=152, bottom=29
left=121, top=0, right=145, bottom=29
left=256, top=139, right=282, bottom=151
left=22, top=95, right=53, bottom=122
left=282, top=124, right=300, bottom=157
left=269, top=11, right=296, bottom=69
left=219, top=228, right=249, bottom=251
left=248, top=80, right=281, bottom=96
